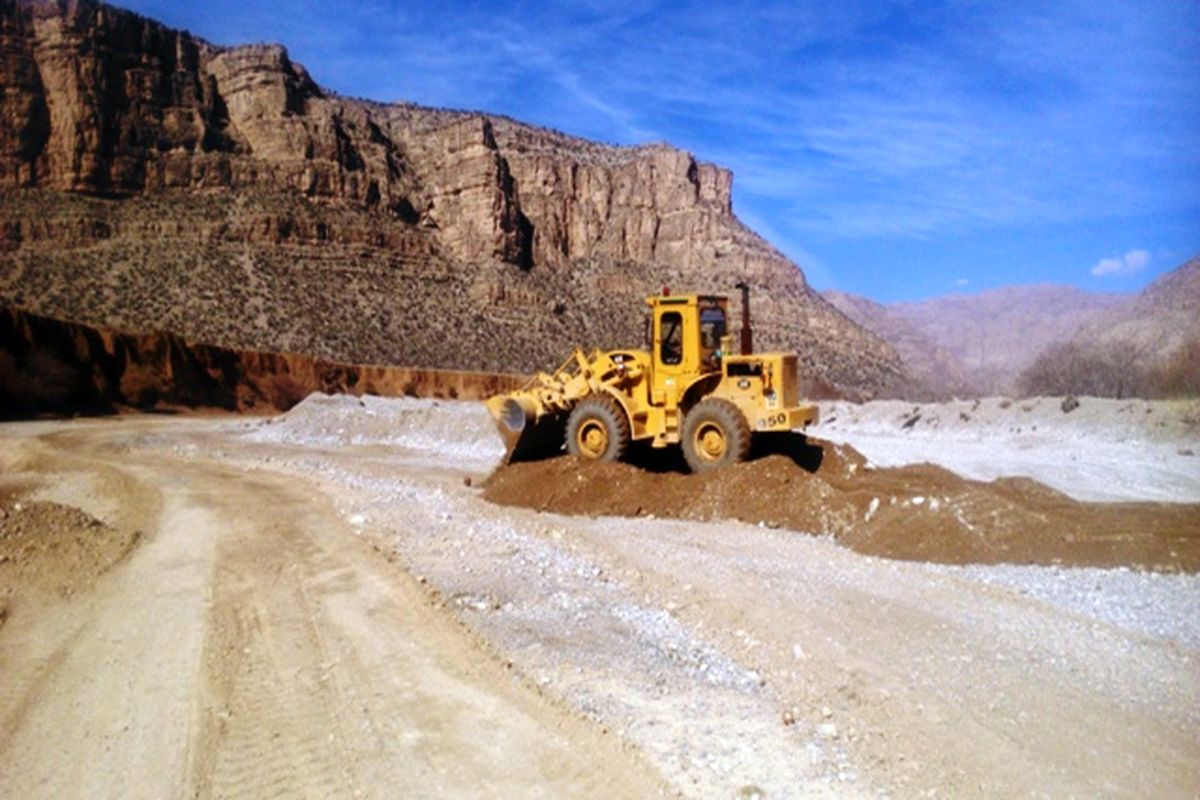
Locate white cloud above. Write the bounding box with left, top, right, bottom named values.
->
left=1091, top=249, right=1152, bottom=277
left=955, top=277, right=969, bottom=287
left=1125, top=249, right=1152, bottom=271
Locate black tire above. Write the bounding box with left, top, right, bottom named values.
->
left=566, top=394, right=631, bottom=462
left=681, top=398, right=750, bottom=472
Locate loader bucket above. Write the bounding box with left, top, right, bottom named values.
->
left=485, top=394, right=566, bottom=464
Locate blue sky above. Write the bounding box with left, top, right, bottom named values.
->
left=119, top=0, right=1199, bottom=302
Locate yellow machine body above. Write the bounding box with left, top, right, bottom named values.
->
left=485, top=293, right=819, bottom=468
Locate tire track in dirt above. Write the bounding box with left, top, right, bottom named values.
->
left=192, top=483, right=368, bottom=800
left=182, top=466, right=663, bottom=798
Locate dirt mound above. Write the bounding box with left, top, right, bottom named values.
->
left=0, top=491, right=142, bottom=621
left=483, top=437, right=1200, bottom=571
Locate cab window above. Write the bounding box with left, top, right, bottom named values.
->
left=659, top=312, right=683, bottom=365
left=700, top=307, right=726, bottom=349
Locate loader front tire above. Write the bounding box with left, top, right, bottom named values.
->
left=566, top=394, right=631, bottom=462
left=682, top=398, right=750, bottom=472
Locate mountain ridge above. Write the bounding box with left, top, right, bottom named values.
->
left=1075, top=256, right=1200, bottom=357
left=822, top=289, right=976, bottom=399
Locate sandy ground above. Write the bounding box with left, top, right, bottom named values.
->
left=0, top=394, right=1197, bottom=798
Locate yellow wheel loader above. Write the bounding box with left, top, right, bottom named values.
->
left=485, top=286, right=819, bottom=472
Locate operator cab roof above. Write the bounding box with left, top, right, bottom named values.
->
left=644, top=292, right=727, bottom=307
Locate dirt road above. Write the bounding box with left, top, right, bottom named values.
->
left=0, top=419, right=661, bottom=799
left=1, top=396, right=1197, bottom=798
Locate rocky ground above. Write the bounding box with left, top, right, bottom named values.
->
left=0, top=395, right=1197, bottom=798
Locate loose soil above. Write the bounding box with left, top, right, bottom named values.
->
left=483, top=435, right=1200, bottom=571
left=2, top=398, right=1197, bottom=798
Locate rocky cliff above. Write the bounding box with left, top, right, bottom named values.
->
left=0, top=0, right=904, bottom=399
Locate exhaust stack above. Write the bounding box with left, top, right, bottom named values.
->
left=735, top=281, right=753, bottom=355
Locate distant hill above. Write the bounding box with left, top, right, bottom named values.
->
left=824, top=255, right=1199, bottom=398
left=824, top=284, right=1127, bottom=395
left=888, top=285, right=1126, bottom=394
left=1017, top=255, right=1200, bottom=397
left=822, top=290, right=976, bottom=399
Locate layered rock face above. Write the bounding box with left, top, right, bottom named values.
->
left=0, top=0, right=904, bottom=398
left=1, top=2, right=420, bottom=211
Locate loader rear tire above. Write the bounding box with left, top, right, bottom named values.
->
left=566, top=394, right=631, bottom=462
left=682, top=398, right=750, bottom=472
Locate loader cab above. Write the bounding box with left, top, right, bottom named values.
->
left=646, top=292, right=728, bottom=405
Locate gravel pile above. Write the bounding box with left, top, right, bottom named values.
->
left=244, top=393, right=503, bottom=464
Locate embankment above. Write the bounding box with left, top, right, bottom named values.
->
left=0, top=307, right=524, bottom=417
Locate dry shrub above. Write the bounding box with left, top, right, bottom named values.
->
left=1148, top=339, right=1200, bottom=398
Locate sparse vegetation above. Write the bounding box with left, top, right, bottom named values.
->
left=1018, top=339, right=1200, bottom=399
